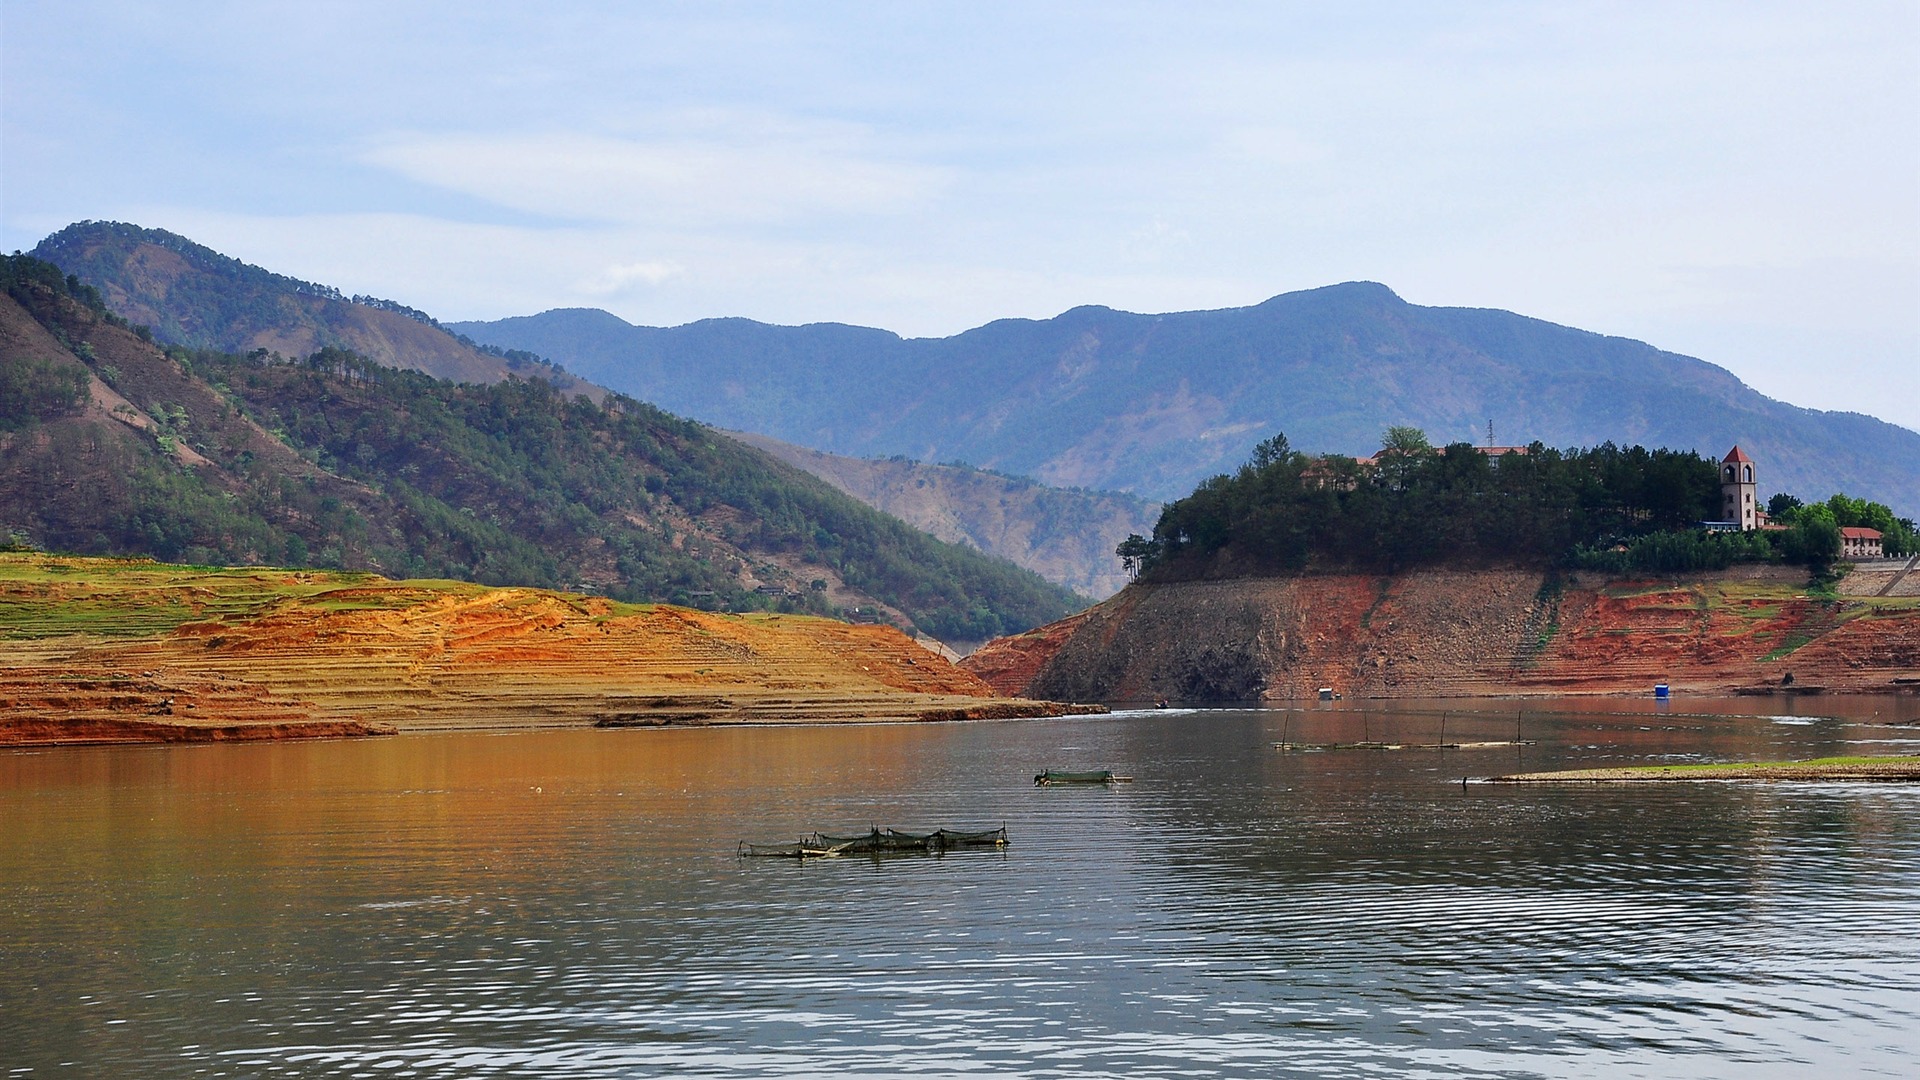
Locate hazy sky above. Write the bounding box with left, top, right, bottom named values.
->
left=5, top=2, right=1916, bottom=430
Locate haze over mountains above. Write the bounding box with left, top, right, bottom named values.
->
left=728, top=432, right=1159, bottom=599
left=454, top=289, right=1920, bottom=515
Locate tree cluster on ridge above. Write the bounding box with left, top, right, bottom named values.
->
left=1119, top=429, right=1914, bottom=580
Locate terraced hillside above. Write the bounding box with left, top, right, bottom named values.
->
left=0, top=555, right=1100, bottom=746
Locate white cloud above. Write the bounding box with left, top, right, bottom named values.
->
left=362, top=129, right=951, bottom=227
left=578, top=259, right=684, bottom=295
left=9, top=4, right=1916, bottom=430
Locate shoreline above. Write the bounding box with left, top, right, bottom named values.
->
left=1488, top=755, right=1920, bottom=783
left=0, top=697, right=1110, bottom=749
left=0, top=661, right=1110, bottom=749
left=1101, top=685, right=1918, bottom=708
left=0, top=716, right=397, bottom=748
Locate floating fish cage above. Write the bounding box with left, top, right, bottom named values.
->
left=739, top=826, right=1008, bottom=859
left=1033, top=769, right=1133, bottom=785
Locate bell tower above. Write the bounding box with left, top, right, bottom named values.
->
left=1720, top=446, right=1757, bottom=530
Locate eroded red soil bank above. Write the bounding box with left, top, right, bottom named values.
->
left=964, top=566, right=1920, bottom=702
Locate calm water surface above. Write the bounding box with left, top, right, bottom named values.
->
left=4, top=697, right=1920, bottom=1078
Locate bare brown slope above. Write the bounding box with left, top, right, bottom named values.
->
left=1, top=291, right=320, bottom=478
left=963, top=609, right=1097, bottom=696
left=728, top=431, right=1155, bottom=599
left=0, top=288, right=392, bottom=558
left=0, top=556, right=1103, bottom=746
left=967, top=566, right=1920, bottom=702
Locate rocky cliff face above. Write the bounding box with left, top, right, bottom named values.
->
left=963, top=566, right=1920, bottom=701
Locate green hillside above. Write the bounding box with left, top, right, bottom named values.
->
left=1127, top=431, right=1912, bottom=581
left=0, top=254, right=1081, bottom=642
left=451, top=285, right=1920, bottom=516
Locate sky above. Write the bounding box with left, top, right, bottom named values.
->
left=4, top=2, right=1917, bottom=431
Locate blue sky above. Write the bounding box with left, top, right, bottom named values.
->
left=5, top=2, right=1916, bottom=430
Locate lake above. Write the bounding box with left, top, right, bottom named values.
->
left=4, top=697, right=1919, bottom=1077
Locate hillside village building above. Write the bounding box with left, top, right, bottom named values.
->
left=1841, top=527, right=1884, bottom=559
left=1711, top=445, right=1888, bottom=557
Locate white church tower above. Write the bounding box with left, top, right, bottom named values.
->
left=1720, top=446, right=1757, bottom=530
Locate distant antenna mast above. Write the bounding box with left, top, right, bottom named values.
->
left=1486, top=419, right=1494, bottom=448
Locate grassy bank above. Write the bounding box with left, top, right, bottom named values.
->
left=1490, top=754, right=1920, bottom=783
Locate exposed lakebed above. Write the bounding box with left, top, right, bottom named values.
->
left=4, top=697, right=1919, bottom=1077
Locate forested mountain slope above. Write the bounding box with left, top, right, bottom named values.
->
left=0, top=256, right=1081, bottom=642
left=454, top=285, right=1920, bottom=514
left=727, top=431, right=1159, bottom=598
left=33, top=221, right=602, bottom=400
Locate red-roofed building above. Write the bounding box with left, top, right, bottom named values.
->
left=1840, top=527, right=1883, bottom=559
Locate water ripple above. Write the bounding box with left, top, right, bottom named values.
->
left=5, top=708, right=1920, bottom=1076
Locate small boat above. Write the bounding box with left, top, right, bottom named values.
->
left=1034, top=769, right=1134, bottom=785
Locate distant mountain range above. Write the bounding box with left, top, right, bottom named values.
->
left=451, top=289, right=1920, bottom=514
left=9, top=229, right=1087, bottom=643
left=728, top=432, right=1159, bottom=599
left=29, top=222, right=1165, bottom=601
